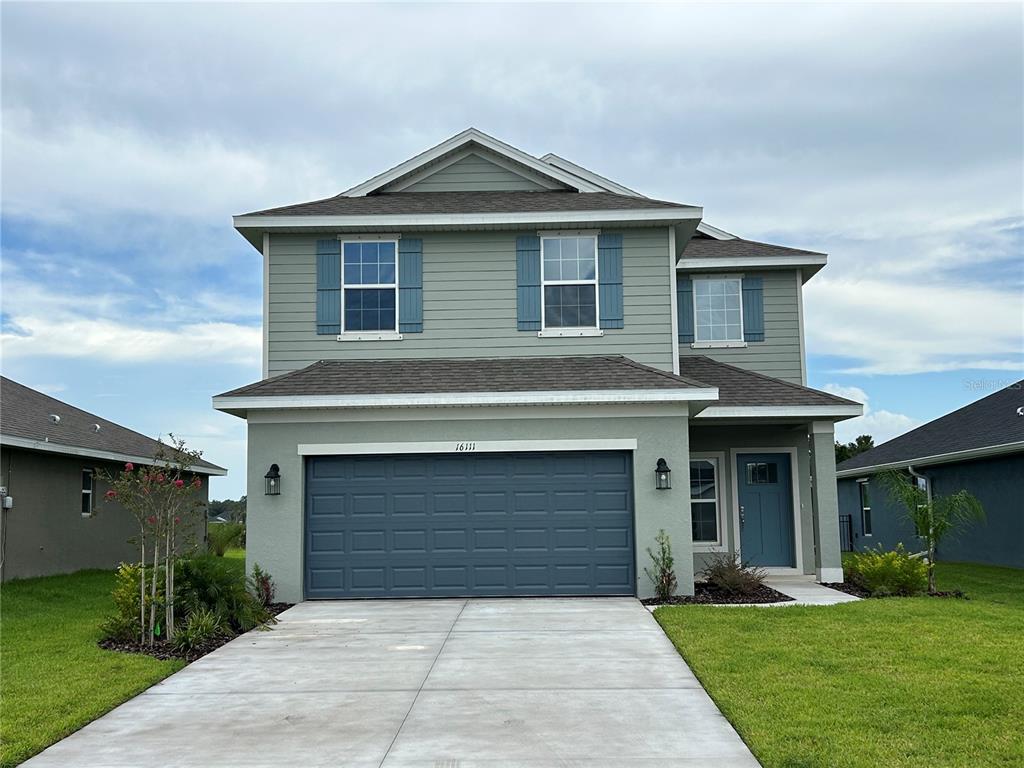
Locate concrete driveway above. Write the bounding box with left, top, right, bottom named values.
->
left=25, top=598, right=759, bottom=767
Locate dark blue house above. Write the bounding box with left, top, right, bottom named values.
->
left=836, top=381, right=1023, bottom=569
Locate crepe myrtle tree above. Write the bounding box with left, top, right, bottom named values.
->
left=100, top=436, right=207, bottom=645
left=880, top=470, right=985, bottom=594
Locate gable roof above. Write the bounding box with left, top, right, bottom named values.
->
left=213, top=356, right=718, bottom=415
left=0, top=377, right=226, bottom=474
left=836, top=381, right=1024, bottom=476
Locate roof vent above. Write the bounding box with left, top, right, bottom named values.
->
left=48, top=414, right=60, bottom=424
left=93, top=424, right=102, bottom=433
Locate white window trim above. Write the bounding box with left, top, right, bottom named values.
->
left=539, top=235, right=600, bottom=333
left=858, top=479, right=873, bottom=536
left=81, top=468, right=95, bottom=518
left=690, top=452, right=726, bottom=551
left=339, top=238, right=400, bottom=338
left=692, top=276, right=744, bottom=346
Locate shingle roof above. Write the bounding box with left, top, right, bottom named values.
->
left=681, top=237, right=825, bottom=260
left=217, top=356, right=711, bottom=398
left=240, top=191, right=696, bottom=218
left=678, top=356, right=860, bottom=408
left=0, top=377, right=225, bottom=473
left=837, top=381, right=1024, bottom=472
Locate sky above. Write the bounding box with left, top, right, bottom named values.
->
left=2, top=2, right=1022, bottom=499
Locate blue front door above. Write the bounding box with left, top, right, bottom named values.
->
left=737, top=452, right=795, bottom=567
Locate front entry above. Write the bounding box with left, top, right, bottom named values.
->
left=736, top=452, right=795, bottom=567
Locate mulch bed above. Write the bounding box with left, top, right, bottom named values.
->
left=98, top=603, right=293, bottom=663
left=642, top=582, right=794, bottom=606
left=821, top=582, right=966, bottom=600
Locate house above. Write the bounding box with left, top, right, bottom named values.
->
left=836, top=381, right=1023, bottom=568
left=0, top=378, right=227, bottom=581
left=214, top=128, right=861, bottom=602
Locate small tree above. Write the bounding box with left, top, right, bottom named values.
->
left=879, top=470, right=984, bottom=593
left=644, top=529, right=677, bottom=602
left=100, top=436, right=207, bottom=644
left=836, top=435, right=874, bottom=464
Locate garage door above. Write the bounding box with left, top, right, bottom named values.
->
left=304, top=451, right=634, bottom=598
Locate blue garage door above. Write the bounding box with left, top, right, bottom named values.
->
left=304, top=451, right=634, bottom=598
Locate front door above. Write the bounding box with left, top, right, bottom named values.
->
left=737, top=452, right=795, bottom=567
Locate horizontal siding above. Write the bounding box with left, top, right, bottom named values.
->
left=267, top=228, right=674, bottom=375
left=679, top=270, right=804, bottom=383
left=403, top=153, right=550, bottom=192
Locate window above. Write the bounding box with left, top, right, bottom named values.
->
left=81, top=469, right=95, bottom=517
left=694, top=278, right=743, bottom=343
left=858, top=480, right=872, bottom=536
left=689, top=459, right=720, bottom=544
left=542, top=236, right=598, bottom=329
left=342, top=241, right=397, bottom=332
left=746, top=461, right=778, bottom=485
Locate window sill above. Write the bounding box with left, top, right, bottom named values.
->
left=537, top=328, right=604, bottom=338
left=690, top=341, right=747, bottom=349
left=337, top=332, right=403, bottom=342
left=694, top=543, right=726, bottom=552
left=81, top=513, right=94, bottom=519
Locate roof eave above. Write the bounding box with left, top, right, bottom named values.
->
left=835, top=440, right=1024, bottom=478
left=677, top=254, right=827, bottom=282
left=0, top=434, right=228, bottom=476
left=694, top=404, right=863, bottom=421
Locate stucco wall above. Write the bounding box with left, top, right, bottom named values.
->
left=0, top=447, right=210, bottom=581
left=244, top=404, right=692, bottom=602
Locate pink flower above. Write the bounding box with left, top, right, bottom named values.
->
left=174, top=516, right=180, bottom=524
left=173, top=479, right=184, bottom=488
left=146, top=515, right=156, bottom=525
left=192, top=477, right=202, bottom=489
left=105, top=490, right=117, bottom=499
left=156, top=473, right=165, bottom=484
left=124, top=462, right=134, bottom=471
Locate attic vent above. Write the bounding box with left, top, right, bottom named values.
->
left=48, top=414, right=60, bottom=424
left=93, top=424, right=102, bottom=433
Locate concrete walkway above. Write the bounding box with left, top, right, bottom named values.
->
left=764, top=576, right=861, bottom=606
left=25, top=598, right=760, bottom=767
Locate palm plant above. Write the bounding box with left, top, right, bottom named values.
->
left=879, top=470, right=984, bottom=593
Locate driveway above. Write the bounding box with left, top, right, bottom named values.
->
left=25, top=598, right=759, bottom=767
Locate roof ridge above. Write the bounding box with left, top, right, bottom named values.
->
left=682, top=356, right=859, bottom=405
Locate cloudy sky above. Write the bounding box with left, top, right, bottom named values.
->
left=2, top=2, right=1021, bottom=498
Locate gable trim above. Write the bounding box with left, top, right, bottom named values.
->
left=342, top=128, right=606, bottom=196
left=387, top=146, right=567, bottom=193
left=539, top=153, right=644, bottom=197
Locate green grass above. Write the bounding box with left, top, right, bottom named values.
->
left=1, top=553, right=247, bottom=767
left=654, top=562, right=1024, bottom=768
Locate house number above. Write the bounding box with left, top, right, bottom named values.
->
left=454, top=442, right=477, bottom=452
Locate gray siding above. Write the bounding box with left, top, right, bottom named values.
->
left=402, top=153, right=551, bottom=192
left=679, top=269, right=804, bottom=383
left=267, top=228, right=675, bottom=375
left=0, top=447, right=209, bottom=581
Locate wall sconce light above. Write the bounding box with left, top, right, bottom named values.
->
left=655, top=458, right=672, bottom=490
left=264, top=464, right=281, bottom=496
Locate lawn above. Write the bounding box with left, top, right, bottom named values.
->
left=655, top=562, right=1024, bottom=768
left=1, top=554, right=246, bottom=767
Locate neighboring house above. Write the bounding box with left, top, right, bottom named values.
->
left=0, top=378, right=227, bottom=581
left=836, top=381, right=1024, bottom=568
left=215, top=128, right=861, bottom=602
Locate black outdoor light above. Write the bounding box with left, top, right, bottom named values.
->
left=655, top=458, right=672, bottom=490
left=264, top=464, right=281, bottom=496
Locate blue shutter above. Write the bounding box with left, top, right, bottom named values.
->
left=516, top=235, right=542, bottom=331
left=677, top=277, right=694, bottom=343
left=316, top=239, right=341, bottom=335
left=742, top=276, right=765, bottom=342
left=398, top=238, right=423, bottom=333
left=597, top=233, right=624, bottom=329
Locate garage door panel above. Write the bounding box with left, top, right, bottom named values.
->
left=305, top=451, right=634, bottom=598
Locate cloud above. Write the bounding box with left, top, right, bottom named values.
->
left=824, top=383, right=922, bottom=444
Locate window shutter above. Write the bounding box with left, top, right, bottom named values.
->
left=677, top=277, right=694, bottom=342
left=742, top=276, right=764, bottom=342
left=316, top=239, right=341, bottom=335
left=597, top=233, right=624, bottom=329
left=398, top=238, right=423, bottom=333
left=516, top=235, right=542, bottom=331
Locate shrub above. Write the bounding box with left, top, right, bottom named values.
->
left=644, top=529, right=677, bottom=602
left=100, top=562, right=165, bottom=642
left=846, top=544, right=928, bottom=597
left=701, top=553, right=767, bottom=596
left=207, top=522, right=244, bottom=557
left=250, top=563, right=276, bottom=607
left=172, top=607, right=226, bottom=652
left=175, top=555, right=273, bottom=632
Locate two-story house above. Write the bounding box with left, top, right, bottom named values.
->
left=214, top=129, right=861, bottom=602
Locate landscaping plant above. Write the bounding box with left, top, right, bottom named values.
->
left=846, top=544, right=928, bottom=597
left=175, top=555, right=273, bottom=633
left=701, top=552, right=768, bottom=596
left=171, top=607, right=226, bottom=653
left=645, top=529, right=678, bottom=602
left=880, top=470, right=985, bottom=593
left=99, top=437, right=207, bottom=644
left=207, top=521, right=245, bottom=556
left=250, top=563, right=276, bottom=607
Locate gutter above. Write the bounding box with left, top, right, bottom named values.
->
left=0, top=434, right=227, bottom=476
left=835, top=440, right=1024, bottom=479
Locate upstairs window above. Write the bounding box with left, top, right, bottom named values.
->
left=693, top=278, right=743, bottom=343
left=542, top=236, right=598, bottom=329
left=858, top=480, right=872, bottom=536
left=81, top=468, right=95, bottom=517
left=342, top=241, right=397, bottom=331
